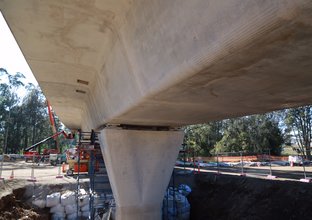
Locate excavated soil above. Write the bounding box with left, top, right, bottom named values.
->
left=0, top=179, right=87, bottom=220
left=0, top=187, right=48, bottom=220
left=188, top=173, right=312, bottom=220
left=2, top=172, right=312, bottom=219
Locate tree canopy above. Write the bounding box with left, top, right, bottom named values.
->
left=215, top=115, right=283, bottom=155
left=184, top=107, right=312, bottom=157
left=284, top=106, right=312, bottom=159
left=0, top=69, right=65, bottom=154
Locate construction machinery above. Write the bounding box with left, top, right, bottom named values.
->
left=23, top=130, right=69, bottom=163
left=63, top=146, right=90, bottom=176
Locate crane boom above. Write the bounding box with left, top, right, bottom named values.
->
left=24, top=131, right=67, bottom=152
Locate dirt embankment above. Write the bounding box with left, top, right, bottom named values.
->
left=0, top=187, right=47, bottom=220
left=0, top=179, right=87, bottom=220
left=188, top=174, right=312, bottom=220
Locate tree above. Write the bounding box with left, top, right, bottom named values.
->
left=18, top=86, right=52, bottom=151
left=184, top=121, right=223, bottom=156
left=0, top=68, right=25, bottom=153
left=0, top=69, right=56, bottom=153
left=214, top=114, right=284, bottom=155
left=285, top=106, right=312, bottom=159
left=184, top=112, right=285, bottom=156
left=215, top=118, right=247, bottom=153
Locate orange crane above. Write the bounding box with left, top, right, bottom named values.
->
left=23, top=101, right=66, bottom=163
left=47, top=100, right=59, bottom=151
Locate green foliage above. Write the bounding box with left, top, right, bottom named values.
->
left=284, top=106, right=312, bottom=159
left=184, top=121, right=223, bottom=156
left=185, top=113, right=285, bottom=156
left=17, top=86, right=53, bottom=151
left=0, top=69, right=67, bottom=154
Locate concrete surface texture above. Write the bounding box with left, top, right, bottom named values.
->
left=99, top=128, right=184, bottom=220
left=1, top=1, right=312, bottom=219
left=1, top=1, right=312, bottom=129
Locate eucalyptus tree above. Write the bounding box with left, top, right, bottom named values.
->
left=0, top=68, right=25, bottom=153
left=184, top=121, right=224, bottom=156
left=215, top=114, right=284, bottom=155
left=285, top=105, right=312, bottom=159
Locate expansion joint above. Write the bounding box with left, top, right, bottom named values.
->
left=97, top=124, right=181, bottom=131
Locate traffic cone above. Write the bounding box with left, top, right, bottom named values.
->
left=9, top=170, right=14, bottom=179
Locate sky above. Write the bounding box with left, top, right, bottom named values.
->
left=0, top=12, right=38, bottom=96
left=0, top=12, right=64, bottom=127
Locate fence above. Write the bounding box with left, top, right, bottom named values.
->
left=0, top=154, right=67, bottom=181
left=175, top=150, right=312, bottom=183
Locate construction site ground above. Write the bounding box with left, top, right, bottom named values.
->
left=171, top=166, right=312, bottom=220
left=0, top=159, right=89, bottom=220
left=1, top=160, right=312, bottom=219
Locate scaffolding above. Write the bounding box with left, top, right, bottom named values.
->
left=162, top=143, right=192, bottom=220
left=75, top=130, right=113, bottom=220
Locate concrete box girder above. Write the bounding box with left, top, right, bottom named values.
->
left=2, top=2, right=312, bottom=220
left=0, top=1, right=312, bottom=129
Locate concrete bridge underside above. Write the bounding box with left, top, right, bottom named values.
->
left=1, top=1, right=312, bottom=219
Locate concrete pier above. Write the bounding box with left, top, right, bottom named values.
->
left=99, top=128, right=184, bottom=220
left=2, top=1, right=312, bottom=218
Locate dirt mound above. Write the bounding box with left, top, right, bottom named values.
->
left=0, top=179, right=89, bottom=220
left=188, top=174, right=312, bottom=220
left=0, top=187, right=47, bottom=220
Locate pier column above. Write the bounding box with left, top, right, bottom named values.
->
left=99, top=127, right=184, bottom=220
